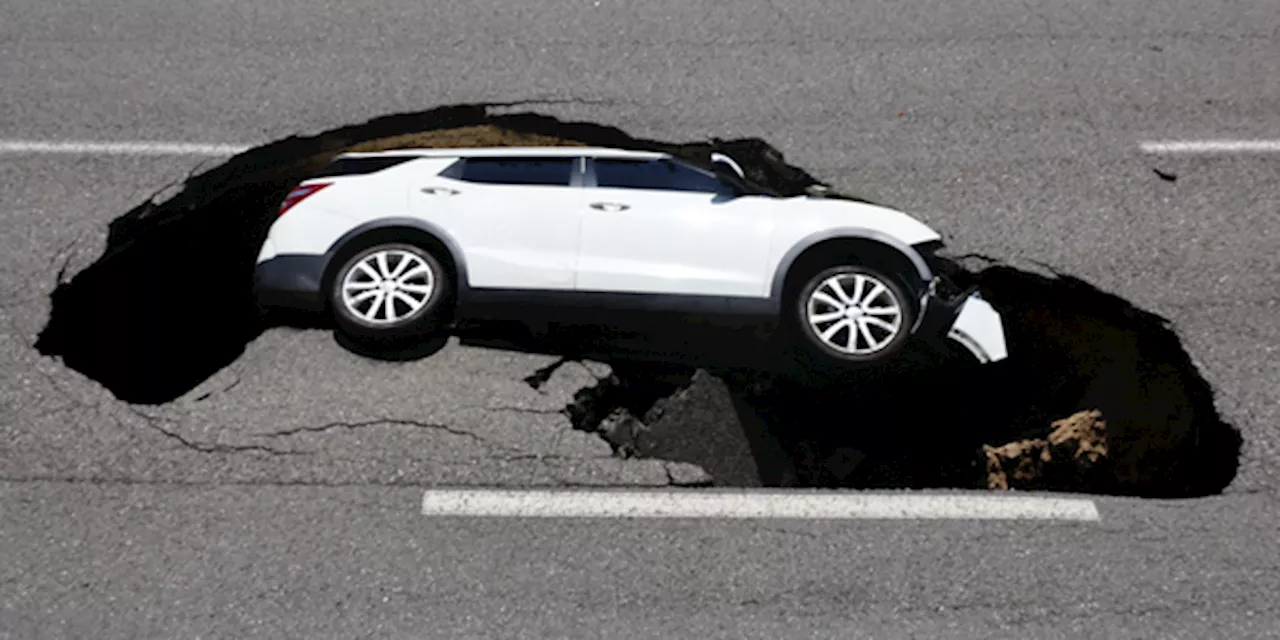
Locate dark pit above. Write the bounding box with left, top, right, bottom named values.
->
left=34, top=102, right=1242, bottom=497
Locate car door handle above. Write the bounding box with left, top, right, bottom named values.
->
left=589, top=202, right=629, bottom=212
left=420, top=187, right=459, bottom=195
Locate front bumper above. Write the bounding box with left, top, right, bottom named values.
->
left=916, top=280, right=1009, bottom=363
left=253, top=254, right=327, bottom=314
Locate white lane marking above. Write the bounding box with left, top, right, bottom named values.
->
left=1140, top=140, right=1280, bottom=154
left=420, top=489, right=1101, bottom=521
left=0, top=140, right=251, bottom=156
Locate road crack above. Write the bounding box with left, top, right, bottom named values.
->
left=255, top=418, right=491, bottom=446
left=123, top=409, right=298, bottom=456
left=483, top=405, right=567, bottom=416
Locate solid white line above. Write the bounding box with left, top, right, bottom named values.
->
left=420, top=489, right=1101, bottom=521
left=1140, top=140, right=1280, bottom=154
left=0, top=140, right=251, bottom=156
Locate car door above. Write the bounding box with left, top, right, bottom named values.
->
left=410, top=155, right=586, bottom=290
left=576, top=156, right=774, bottom=297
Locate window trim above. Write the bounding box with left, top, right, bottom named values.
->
left=570, top=156, right=587, bottom=187
left=437, top=156, right=582, bottom=187
left=584, top=156, right=727, bottom=194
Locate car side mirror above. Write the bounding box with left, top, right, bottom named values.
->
left=709, top=152, right=746, bottom=179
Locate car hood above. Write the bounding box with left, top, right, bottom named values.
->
left=774, top=195, right=944, bottom=247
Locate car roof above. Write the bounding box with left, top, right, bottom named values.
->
left=336, top=146, right=670, bottom=160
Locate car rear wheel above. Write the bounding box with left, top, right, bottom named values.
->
left=790, top=264, right=918, bottom=365
left=329, top=242, right=452, bottom=344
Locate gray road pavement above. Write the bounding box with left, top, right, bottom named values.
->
left=2, top=0, right=1279, bottom=636
left=3, top=483, right=1279, bottom=638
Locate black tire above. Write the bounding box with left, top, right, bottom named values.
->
left=328, top=242, right=453, bottom=346
left=787, top=263, right=919, bottom=366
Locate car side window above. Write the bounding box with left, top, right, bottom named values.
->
left=451, top=158, right=575, bottom=186
left=593, top=158, right=723, bottom=193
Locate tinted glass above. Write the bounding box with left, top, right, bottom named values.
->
left=594, top=158, right=723, bottom=193
left=456, top=158, right=574, bottom=186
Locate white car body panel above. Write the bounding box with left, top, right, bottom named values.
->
left=259, top=160, right=430, bottom=258
left=761, top=197, right=943, bottom=295
left=416, top=174, right=584, bottom=290
left=262, top=197, right=361, bottom=258
left=765, top=198, right=943, bottom=258
left=259, top=151, right=944, bottom=298
left=577, top=188, right=775, bottom=296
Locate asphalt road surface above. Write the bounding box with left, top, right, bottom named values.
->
left=3, top=0, right=1279, bottom=637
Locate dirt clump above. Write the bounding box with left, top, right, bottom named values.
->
left=984, top=410, right=1109, bottom=491
left=346, top=124, right=588, bottom=152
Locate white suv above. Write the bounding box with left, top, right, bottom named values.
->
left=254, top=146, right=1007, bottom=365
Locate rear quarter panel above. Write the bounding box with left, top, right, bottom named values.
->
left=260, top=157, right=457, bottom=259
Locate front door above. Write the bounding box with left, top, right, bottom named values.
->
left=410, top=155, right=586, bottom=290
left=576, top=157, right=774, bottom=297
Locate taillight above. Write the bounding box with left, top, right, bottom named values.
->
left=278, top=182, right=332, bottom=217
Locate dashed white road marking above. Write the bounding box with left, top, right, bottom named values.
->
left=0, top=140, right=251, bottom=156
left=1140, top=139, right=1280, bottom=154
left=420, top=489, right=1101, bottom=521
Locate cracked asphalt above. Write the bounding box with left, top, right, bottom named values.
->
left=3, top=0, right=1280, bottom=636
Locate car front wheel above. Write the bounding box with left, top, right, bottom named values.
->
left=791, top=264, right=918, bottom=365
left=329, top=242, right=451, bottom=343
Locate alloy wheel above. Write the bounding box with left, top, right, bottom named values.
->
left=804, top=271, right=904, bottom=355
left=340, top=248, right=435, bottom=324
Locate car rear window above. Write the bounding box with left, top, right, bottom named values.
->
left=593, top=158, right=722, bottom=193
left=310, top=156, right=416, bottom=178
left=450, top=158, right=575, bottom=186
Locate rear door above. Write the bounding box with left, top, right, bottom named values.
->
left=410, top=155, right=586, bottom=290
left=576, top=157, right=774, bottom=297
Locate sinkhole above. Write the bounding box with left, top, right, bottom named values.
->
left=34, top=102, right=1241, bottom=497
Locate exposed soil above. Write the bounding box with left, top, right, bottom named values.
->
left=344, top=125, right=589, bottom=152
left=984, top=410, right=1109, bottom=492
left=33, top=102, right=1242, bottom=497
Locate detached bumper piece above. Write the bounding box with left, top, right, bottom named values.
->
left=947, top=294, right=1008, bottom=363
left=916, top=281, right=1009, bottom=364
